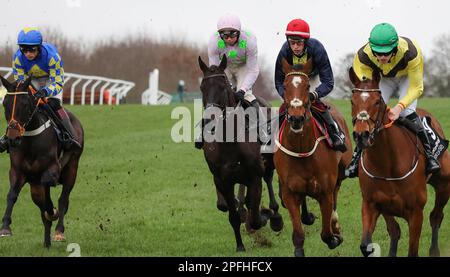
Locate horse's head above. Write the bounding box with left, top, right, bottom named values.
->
left=282, top=58, right=312, bottom=132
left=198, top=55, right=236, bottom=110
left=349, top=67, right=386, bottom=149
left=0, top=75, right=38, bottom=147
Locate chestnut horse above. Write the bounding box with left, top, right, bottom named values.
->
left=0, top=76, right=84, bottom=247
left=274, top=58, right=352, bottom=257
left=349, top=67, right=450, bottom=256
left=198, top=55, right=283, bottom=252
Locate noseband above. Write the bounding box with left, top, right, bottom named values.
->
left=351, top=88, right=393, bottom=143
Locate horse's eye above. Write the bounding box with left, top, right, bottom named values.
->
left=375, top=100, right=381, bottom=106
left=350, top=100, right=354, bottom=106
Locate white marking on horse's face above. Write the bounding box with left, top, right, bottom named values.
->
left=356, top=110, right=370, bottom=121
left=360, top=92, right=370, bottom=102
left=290, top=98, right=303, bottom=108
left=292, top=76, right=302, bottom=88
left=290, top=126, right=303, bottom=133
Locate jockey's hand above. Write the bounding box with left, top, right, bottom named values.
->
left=235, top=89, right=246, bottom=102
left=388, top=104, right=403, bottom=121
left=34, top=88, right=47, bottom=99
left=309, top=91, right=318, bottom=102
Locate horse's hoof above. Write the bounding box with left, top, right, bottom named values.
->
left=327, top=235, right=343, bottom=250
left=236, top=245, right=246, bottom=252
left=0, top=228, right=12, bottom=237
left=360, top=244, right=372, bottom=257
left=53, top=232, right=66, bottom=242
left=429, top=248, right=440, bottom=257
left=269, top=213, right=284, bottom=232
left=294, top=248, right=305, bottom=257
left=216, top=203, right=228, bottom=212
left=44, top=208, right=60, bottom=221
left=301, top=212, right=316, bottom=225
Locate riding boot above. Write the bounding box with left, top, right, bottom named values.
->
left=321, top=108, right=347, bottom=152
left=345, top=146, right=362, bottom=178
left=0, top=135, right=9, bottom=153
left=407, top=113, right=441, bottom=175
left=56, top=108, right=81, bottom=149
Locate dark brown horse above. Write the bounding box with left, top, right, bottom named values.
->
left=349, top=67, right=450, bottom=256
left=274, top=58, right=352, bottom=257
left=0, top=76, right=84, bottom=247
left=198, top=55, right=283, bottom=251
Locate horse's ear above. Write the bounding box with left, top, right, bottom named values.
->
left=0, top=75, right=14, bottom=92
left=218, top=55, right=227, bottom=72
left=281, top=58, right=291, bottom=74
left=348, top=67, right=360, bottom=86
left=198, top=56, right=209, bottom=73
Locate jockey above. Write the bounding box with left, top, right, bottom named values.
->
left=346, top=22, right=440, bottom=177
left=0, top=28, right=80, bottom=153
left=195, top=13, right=263, bottom=149
left=275, top=18, right=347, bottom=152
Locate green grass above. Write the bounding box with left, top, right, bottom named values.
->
left=0, top=99, right=449, bottom=257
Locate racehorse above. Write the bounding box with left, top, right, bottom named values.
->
left=274, top=58, right=352, bottom=257
left=198, top=55, right=283, bottom=251
left=349, top=67, right=450, bottom=256
left=0, top=75, right=84, bottom=247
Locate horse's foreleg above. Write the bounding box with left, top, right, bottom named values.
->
left=300, top=197, right=315, bottom=225
left=41, top=165, right=60, bottom=221
left=319, top=193, right=342, bottom=249
left=282, top=186, right=305, bottom=257
left=360, top=200, right=380, bottom=257
left=214, top=177, right=244, bottom=252
left=331, top=181, right=342, bottom=237
left=383, top=215, right=400, bottom=257
left=30, top=184, right=52, bottom=248
left=0, top=172, right=25, bottom=237
left=429, top=184, right=450, bottom=257
left=55, top=160, right=78, bottom=242
left=407, top=209, right=424, bottom=257
left=264, top=169, right=283, bottom=232
left=246, top=178, right=265, bottom=230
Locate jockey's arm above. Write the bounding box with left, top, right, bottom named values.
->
left=398, top=56, right=424, bottom=109
left=239, top=36, right=259, bottom=92
left=274, top=46, right=287, bottom=98
left=207, top=35, right=221, bottom=66
left=43, top=56, right=64, bottom=97
left=313, top=42, right=334, bottom=98
left=12, top=55, right=27, bottom=82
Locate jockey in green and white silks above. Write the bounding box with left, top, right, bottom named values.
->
left=196, top=14, right=265, bottom=149
left=207, top=14, right=259, bottom=104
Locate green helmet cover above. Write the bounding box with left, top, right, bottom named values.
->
left=369, top=23, right=399, bottom=53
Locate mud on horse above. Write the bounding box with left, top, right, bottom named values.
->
left=0, top=76, right=84, bottom=247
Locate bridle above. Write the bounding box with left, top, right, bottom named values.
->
left=5, top=83, right=43, bottom=137
left=284, top=71, right=312, bottom=123
left=201, top=73, right=231, bottom=110
left=351, top=87, right=394, bottom=144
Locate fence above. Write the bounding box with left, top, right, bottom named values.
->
left=0, top=67, right=135, bottom=105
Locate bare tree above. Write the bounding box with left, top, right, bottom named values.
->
left=424, top=33, right=450, bottom=97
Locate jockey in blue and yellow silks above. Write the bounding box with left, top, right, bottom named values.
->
left=346, top=23, right=440, bottom=178
left=0, top=28, right=80, bottom=153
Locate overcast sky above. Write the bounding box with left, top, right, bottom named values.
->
left=1, top=0, right=449, bottom=73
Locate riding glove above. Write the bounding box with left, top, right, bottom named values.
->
left=34, top=88, right=47, bottom=99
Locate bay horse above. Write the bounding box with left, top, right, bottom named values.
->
left=0, top=75, right=84, bottom=247
left=198, top=55, right=283, bottom=252
left=349, top=67, right=450, bottom=256
left=274, top=58, right=352, bottom=257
